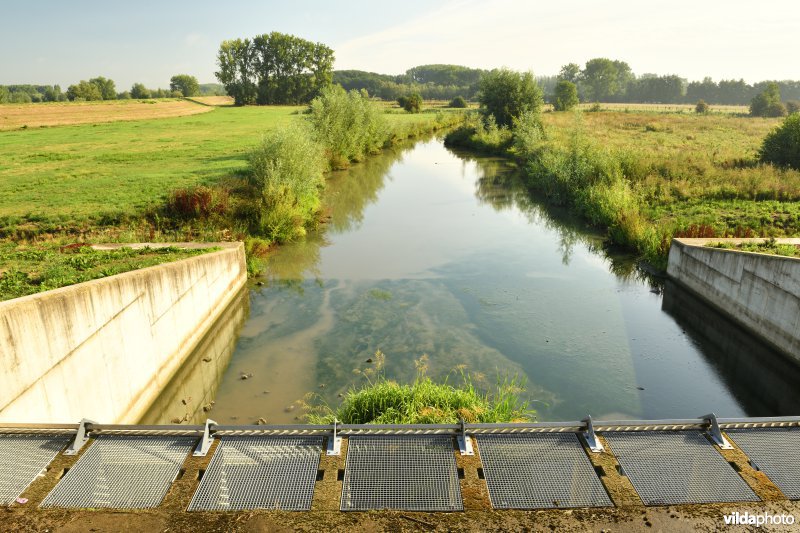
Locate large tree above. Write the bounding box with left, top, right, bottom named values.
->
left=89, top=77, right=116, bottom=100
left=478, top=68, right=543, bottom=127
left=581, top=58, right=632, bottom=102
left=170, top=74, right=200, bottom=97
left=216, top=32, right=334, bottom=106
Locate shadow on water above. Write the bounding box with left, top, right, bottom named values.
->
left=662, top=280, right=800, bottom=415
left=139, top=288, right=250, bottom=425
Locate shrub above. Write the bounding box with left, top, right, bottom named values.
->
left=787, top=101, right=800, bottom=115
left=759, top=114, right=800, bottom=169
left=166, top=185, right=229, bottom=219
left=695, top=100, right=710, bottom=114
left=750, top=82, right=782, bottom=117
left=402, top=92, right=422, bottom=113
left=553, top=80, right=579, bottom=111
left=448, top=95, right=467, bottom=108
left=130, top=83, right=151, bottom=99
left=396, top=95, right=408, bottom=108
left=478, top=68, right=543, bottom=127
left=248, top=124, right=326, bottom=241
left=512, top=110, right=546, bottom=159
left=308, top=86, right=388, bottom=168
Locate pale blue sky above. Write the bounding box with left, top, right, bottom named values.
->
left=1, top=0, right=797, bottom=88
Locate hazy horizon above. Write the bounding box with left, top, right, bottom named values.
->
left=2, top=0, right=798, bottom=88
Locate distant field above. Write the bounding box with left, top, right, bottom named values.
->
left=0, top=106, right=460, bottom=233
left=570, top=102, right=749, bottom=114
left=0, top=99, right=214, bottom=131
left=185, top=96, right=235, bottom=106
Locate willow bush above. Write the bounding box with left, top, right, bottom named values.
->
left=308, top=86, right=388, bottom=168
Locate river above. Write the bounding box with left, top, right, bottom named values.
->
left=144, top=136, right=800, bottom=425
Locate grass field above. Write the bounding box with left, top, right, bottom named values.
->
left=0, top=104, right=461, bottom=236
left=0, top=98, right=214, bottom=130
left=184, top=96, right=235, bottom=106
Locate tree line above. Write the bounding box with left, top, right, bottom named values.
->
left=0, top=76, right=224, bottom=104
left=557, top=58, right=800, bottom=105
left=334, top=65, right=486, bottom=101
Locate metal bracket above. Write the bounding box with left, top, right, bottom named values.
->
left=193, top=419, right=217, bottom=456
left=64, top=418, right=95, bottom=455
left=327, top=418, right=342, bottom=456
left=582, top=416, right=604, bottom=453
left=702, top=413, right=733, bottom=449
left=457, top=419, right=474, bottom=456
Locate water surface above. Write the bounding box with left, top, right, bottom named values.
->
left=151, top=138, right=800, bottom=425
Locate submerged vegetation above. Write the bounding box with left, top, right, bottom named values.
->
left=0, top=242, right=217, bottom=301
left=305, top=352, right=533, bottom=424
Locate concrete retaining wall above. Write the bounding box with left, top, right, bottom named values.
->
left=0, top=242, right=247, bottom=423
left=667, top=238, right=800, bottom=363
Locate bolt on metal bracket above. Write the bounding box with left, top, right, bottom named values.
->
left=64, top=418, right=95, bottom=455
left=457, top=419, right=474, bottom=456
left=702, top=413, right=733, bottom=449
left=327, top=418, right=342, bottom=456
left=582, top=416, right=605, bottom=453
left=193, top=419, right=217, bottom=456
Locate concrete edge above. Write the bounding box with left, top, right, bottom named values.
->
left=0, top=242, right=242, bottom=310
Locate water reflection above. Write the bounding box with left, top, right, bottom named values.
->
left=662, top=281, right=800, bottom=415
left=198, top=138, right=796, bottom=425
left=140, top=288, right=249, bottom=425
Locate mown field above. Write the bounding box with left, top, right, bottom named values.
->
left=0, top=104, right=459, bottom=236
left=0, top=98, right=215, bottom=130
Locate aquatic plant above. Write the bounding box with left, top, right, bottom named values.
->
left=304, top=352, right=534, bottom=424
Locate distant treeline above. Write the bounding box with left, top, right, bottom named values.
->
left=336, top=61, right=800, bottom=106
left=0, top=79, right=225, bottom=104
left=556, top=59, right=800, bottom=105
left=334, top=64, right=488, bottom=101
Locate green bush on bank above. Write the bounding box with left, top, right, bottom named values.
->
left=760, top=113, right=800, bottom=170
left=248, top=124, right=326, bottom=241
left=308, top=86, right=388, bottom=169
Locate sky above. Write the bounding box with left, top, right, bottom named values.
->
left=1, top=0, right=798, bottom=88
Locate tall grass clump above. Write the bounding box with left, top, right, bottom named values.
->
left=443, top=112, right=513, bottom=154
left=305, top=353, right=533, bottom=424
left=248, top=124, right=326, bottom=242
left=308, top=86, right=388, bottom=168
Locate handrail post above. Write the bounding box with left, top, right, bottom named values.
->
left=64, top=418, right=95, bottom=456
left=193, top=419, right=217, bottom=456
left=457, top=419, right=474, bottom=456
left=582, top=416, right=604, bottom=452
left=702, top=413, right=733, bottom=450
left=327, top=418, right=342, bottom=456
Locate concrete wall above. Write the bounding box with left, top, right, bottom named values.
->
left=0, top=242, right=247, bottom=424
left=667, top=238, right=800, bottom=363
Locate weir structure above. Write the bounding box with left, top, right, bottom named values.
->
left=1, top=415, right=798, bottom=514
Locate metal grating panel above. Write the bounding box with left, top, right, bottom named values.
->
left=604, top=431, right=758, bottom=505
left=41, top=435, right=193, bottom=509
left=188, top=436, right=323, bottom=511
left=728, top=428, right=800, bottom=500
left=342, top=435, right=462, bottom=511
left=478, top=433, right=612, bottom=509
left=0, top=434, right=69, bottom=505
